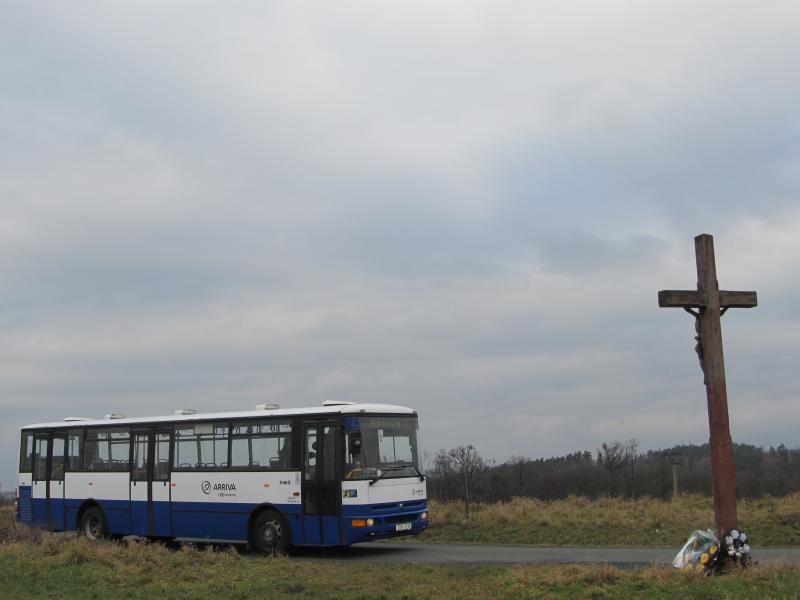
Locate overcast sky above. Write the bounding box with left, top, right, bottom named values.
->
left=3, top=1, right=800, bottom=489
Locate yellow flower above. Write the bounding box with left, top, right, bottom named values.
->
left=684, top=564, right=693, bottom=572
left=700, top=553, right=709, bottom=564
left=710, top=545, right=718, bottom=555
left=695, top=564, right=705, bottom=573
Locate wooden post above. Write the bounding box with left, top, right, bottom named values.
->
left=670, top=454, right=681, bottom=498
left=695, top=235, right=737, bottom=535
left=672, top=461, right=679, bottom=498
left=658, top=234, right=757, bottom=536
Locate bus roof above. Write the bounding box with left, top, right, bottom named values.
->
left=21, top=402, right=417, bottom=430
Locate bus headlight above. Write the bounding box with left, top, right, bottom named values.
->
left=352, top=518, right=375, bottom=527
left=421, top=511, right=428, bottom=520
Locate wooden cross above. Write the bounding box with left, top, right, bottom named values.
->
left=658, top=234, right=757, bottom=536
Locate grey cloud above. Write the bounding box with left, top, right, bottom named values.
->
left=3, top=2, right=800, bottom=487
left=530, top=232, right=668, bottom=275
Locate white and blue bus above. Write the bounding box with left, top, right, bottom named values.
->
left=15, top=401, right=428, bottom=552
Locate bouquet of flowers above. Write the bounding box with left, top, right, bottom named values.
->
left=721, top=529, right=751, bottom=566
left=673, top=528, right=752, bottom=574
left=673, top=529, right=721, bottom=574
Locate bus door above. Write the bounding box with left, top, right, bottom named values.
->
left=130, top=429, right=172, bottom=537
left=31, top=433, right=66, bottom=530
left=49, top=433, right=67, bottom=530
left=301, top=422, right=341, bottom=545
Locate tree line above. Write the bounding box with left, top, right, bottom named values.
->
left=425, top=441, right=800, bottom=511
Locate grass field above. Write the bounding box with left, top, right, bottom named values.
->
left=424, top=493, right=800, bottom=547
left=3, top=500, right=800, bottom=599
left=1, top=530, right=800, bottom=599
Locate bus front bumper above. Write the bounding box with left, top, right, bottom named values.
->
left=342, top=509, right=429, bottom=544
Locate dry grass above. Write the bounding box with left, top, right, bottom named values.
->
left=422, top=493, right=800, bottom=546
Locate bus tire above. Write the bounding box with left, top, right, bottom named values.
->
left=251, top=510, right=289, bottom=555
left=80, top=506, right=108, bottom=541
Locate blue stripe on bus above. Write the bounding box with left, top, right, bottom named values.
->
left=32, top=497, right=303, bottom=542
left=23, top=497, right=427, bottom=545
left=170, top=501, right=302, bottom=542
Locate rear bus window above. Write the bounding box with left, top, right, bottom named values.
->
left=19, top=432, right=33, bottom=473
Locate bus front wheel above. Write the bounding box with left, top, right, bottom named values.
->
left=80, top=506, right=108, bottom=541
left=251, top=510, right=289, bottom=555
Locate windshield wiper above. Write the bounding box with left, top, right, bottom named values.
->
left=369, top=465, right=407, bottom=486
left=412, top=466, right=426, bottom=482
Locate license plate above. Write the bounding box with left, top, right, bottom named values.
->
left=395, top=522, right=412, bottom=532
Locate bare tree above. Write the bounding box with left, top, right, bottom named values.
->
left=625, top=438, right=640, bottom=488
left=597, top=441, right=627, bottom=472
left=449, top=445, right=487, bottom=519
left=596, top=439, right=640, bottom=495
left=430, top=449, right=457, bottom=500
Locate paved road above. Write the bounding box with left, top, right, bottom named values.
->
left=291, top=543, right=800, bottom=567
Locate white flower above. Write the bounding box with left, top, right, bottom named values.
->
left=740, top=533, right=747, bottom=543
left=728, top=548, right=735, bottom=556
left=736, top=551, right=742, bottom=559
left=731, top=530, right=740, bottom=540
left=725, top=536, right=734, bottom=546
left=742, top=544, right=750, bottom=554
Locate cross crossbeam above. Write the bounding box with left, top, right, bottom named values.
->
left=658, top=290, right=757, bottom=309
left=658, top=234, right=757, bottom=537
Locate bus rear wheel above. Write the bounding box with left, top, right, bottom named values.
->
left=80, top=506, right=108, bottom=541
left=251, top=510, right=289, bottom=555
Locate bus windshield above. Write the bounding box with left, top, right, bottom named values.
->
left=344, top=415, right=420, bottom=480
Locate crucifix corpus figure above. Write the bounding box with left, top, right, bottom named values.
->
left=658, top=234, right=757, bottom=537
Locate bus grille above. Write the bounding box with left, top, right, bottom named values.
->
left=383, top=515, right=418, bottom=524
left=371, top=500, right=425, bottom=513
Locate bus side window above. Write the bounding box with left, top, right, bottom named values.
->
left=51, top=435, right=66, bottom=481
left=230, top=420, right=293, bottom=470
left=174, top=427, right=199, bottom=469
left=198, top=423, right=229, bottom=468
left=154, top=432, right=170, bottom=480
left=304, top=430, right=317, bottom=481
left=82, top=428, right=129, bottom=471
left=67, top=430, right=83, bottom=471
left=33, top=436, right=48, bottom=481
left=278, top=437, right=292, bottom=469
left=109, top=429, right=130, bottom=471
left=230, top=435, right=251, bottom=468
left=252, top=435, right=288, bottom=469
left=83, top=430, right=102, bottom=470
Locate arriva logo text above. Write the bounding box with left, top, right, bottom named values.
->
left=201, top=481, right=237, bottom=496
